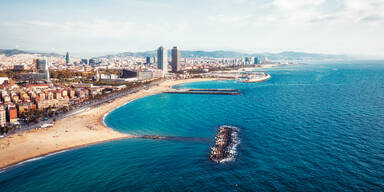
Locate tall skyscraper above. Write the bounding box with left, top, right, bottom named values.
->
left=157, top=46, right=168, bottom=75
left=65, top=52, right=70, bottom=65
left=171, top=46, right=181, bottom=72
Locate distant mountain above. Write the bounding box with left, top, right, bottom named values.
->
left=98, top=50, right=352, bottom=61
left=0, top=48, right=354, bottom=61
left=0, top=49, right=62, bottom=57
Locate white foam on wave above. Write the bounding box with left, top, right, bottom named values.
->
left=0, top=149, right=70, bottom=174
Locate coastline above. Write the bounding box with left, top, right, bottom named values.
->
left=0, top=78, right=219, bottom=170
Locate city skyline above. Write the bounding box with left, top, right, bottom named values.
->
left=0, top=0, right=383, bottom=57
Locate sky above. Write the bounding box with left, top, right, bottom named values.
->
left=0, top=0, right=383, bottom=57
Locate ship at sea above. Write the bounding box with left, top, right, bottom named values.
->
left=209, top=125, right=239, bottom=163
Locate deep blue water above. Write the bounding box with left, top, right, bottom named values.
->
left=1, top=62, right=384, bottom=191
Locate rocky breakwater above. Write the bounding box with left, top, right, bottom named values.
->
left=209, top=125, right=239, bottom=163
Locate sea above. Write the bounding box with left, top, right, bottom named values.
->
left=0, top=61, right=383, bottom=191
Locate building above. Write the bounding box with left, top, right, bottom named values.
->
left=65, top=52, right=70, bottom=65
left=89, top=59, right=97, bottom=66
left=7, top=104, right=18, bottom=123
left=20, top=73, right=47, bottom=82
left=16, top=102, right=36, bottom=114
left=71, top=83, right=93, bottom=89
left=68, top=89, right=75, bottom=98
left=245, top=57, right=250, bottom=64
left=145, top=57, right=151, bottom=64
left=254, top=57, right=260, bottom=64
left=36, top=98, right=69, bottom=110
left=36, top=59, right=47, bottom=71
left=99, top=73, right=119, bottom=80
left=0, top=105, right=6, bottom=127
left=0, top=78, right=14, bottom=89
left=137, top=70, right=163, bottom=81
left=171, top=46, right=181, bottom=72
left=13, top=65, right=25, bottom=71
left=81, top=59, right=88, bottom=65
left=157, top=46, right=168, bottom=75
left=33, top=59, right=38, bottom=72
left=20, top=58, right=50, bottom=82
left=44, top=59, right=50, bottom=82
left=121, top=70, right=137, bottom=78
left=0, top=77, right=9, bottom=84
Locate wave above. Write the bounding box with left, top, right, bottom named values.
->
left=0, top=149, right=70, bottom=174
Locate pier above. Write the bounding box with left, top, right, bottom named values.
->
left=165, top=88, right=241, bottom=95
left=188, top=89, right=240, bottom=92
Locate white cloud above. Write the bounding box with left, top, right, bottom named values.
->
left=0, top=0, right=383, bottom=56
left=273, top=0, right=326, bottom=10
left=266, top=0, right=384, bottom=24
left=208, top=15, right=251, bottom=24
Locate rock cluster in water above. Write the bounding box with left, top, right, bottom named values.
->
left=209, top=125, right=239, bottom=163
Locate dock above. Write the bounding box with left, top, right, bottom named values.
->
left=165, top=88, right=241, bottom=95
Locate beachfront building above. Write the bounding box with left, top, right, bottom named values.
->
left=171, top=46, right=181, bottom=72
left=7, top=104, right=18, bottom=123
left=36, top=98, right=69, bottom=110
left=16, top=102, right=36, bottom=114
left=157, top=46, right=168, bottom=75
left=0, top=105, right=6, bottom=127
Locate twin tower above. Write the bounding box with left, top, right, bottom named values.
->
left=157, top=46, right=181, bottom=75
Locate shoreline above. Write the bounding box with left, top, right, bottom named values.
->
left=0, top=136, right=133, bottom=172
left=0, top=78, right=219, bottom=170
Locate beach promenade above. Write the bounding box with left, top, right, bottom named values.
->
left=0, top=78, right=218, bottom=169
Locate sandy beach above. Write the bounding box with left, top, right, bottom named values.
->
left=0, top=78, right=218, bottom=170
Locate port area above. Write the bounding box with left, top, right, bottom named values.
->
left=206, top=71, right=271, bottom=83
left=240, top=73, right=271, bottom=83
left=210, top=125, right=239, bottom=163
left=165, top=88, right=241, bottom=95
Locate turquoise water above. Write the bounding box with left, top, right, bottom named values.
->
left=1, top=62, right=384, bottom=191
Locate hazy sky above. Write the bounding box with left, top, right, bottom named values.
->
left=0, top=0, right=383, bottom=57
